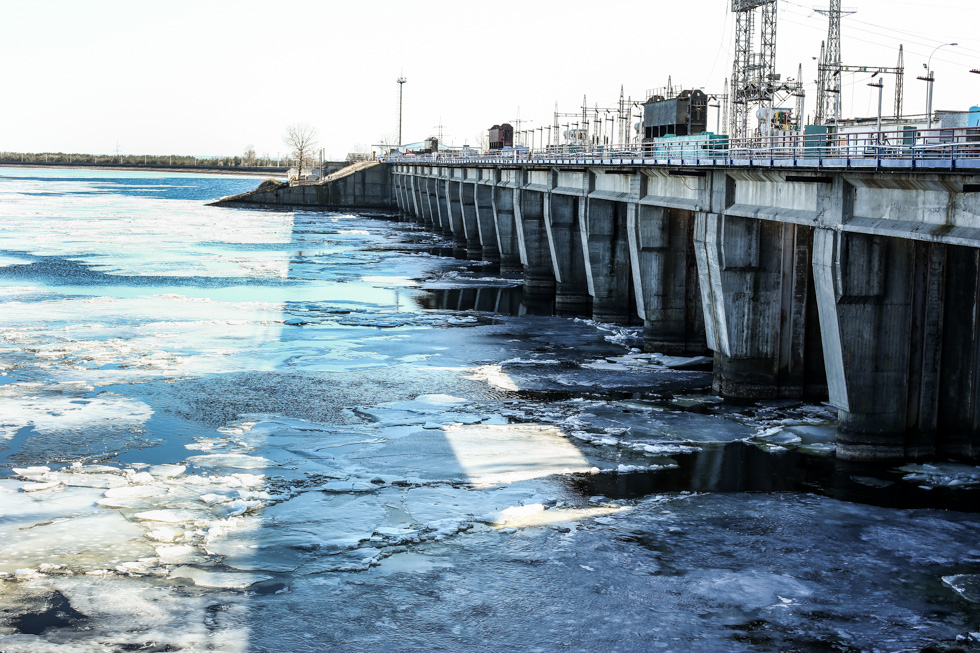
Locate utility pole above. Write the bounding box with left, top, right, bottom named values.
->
left=868, top=78, right=883, bottom=140
left=397, top=75, right=407, bottom=147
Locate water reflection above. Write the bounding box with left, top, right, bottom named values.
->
left=570, top=440, right=980, bottom=512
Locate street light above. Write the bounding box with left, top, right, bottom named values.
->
left=868, top=79, right=884, bottom=141
left=921, top=42, right=958, bottom=127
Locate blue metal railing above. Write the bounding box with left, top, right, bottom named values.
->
left=382, top=126, right=980, bottom=170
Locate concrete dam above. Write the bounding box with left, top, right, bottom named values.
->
left=213, top=153, right=980, bottom=463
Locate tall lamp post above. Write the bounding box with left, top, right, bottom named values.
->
left=921, top=43, right=957, bottom=128
left=397, top=75, right=407, bottom=148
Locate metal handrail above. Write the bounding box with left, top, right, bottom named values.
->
left=381, top=126, right=980, bottom=169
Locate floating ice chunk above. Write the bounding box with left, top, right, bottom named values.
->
left=943, top=574, right=980, bottom=602
left=200, top=492, right=235, bottom=504
left=495, top=504, right=547, bottom=524
left=124, top=471, right=156, bottom=485
left=148, top=464, right=186, bottom=478
left=186, top=453, right=270, bottom=469
left=900, top=463, right=980, bottom=488
left=98, top=485, right=168, bottom=508
left=21, top=481, right=62, bottom=492
left=412, top=394, right=469, bottom=407
left=169, top=566, right=272, bottom=589
left=422, top=422, right=443, bottom=430
left=135, top=509, right=209, bottom=523
left=466, top=365, right=519, bottom=392
left=659, top=355, right=713, bottom=369
left=155, top=544, right=204, bottom=565
left=145, top=527, right=183, bottom=543
left=12, top=466, right=51, bottom=477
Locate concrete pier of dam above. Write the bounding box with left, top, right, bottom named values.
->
left=213, top=157, right=980, bottom=463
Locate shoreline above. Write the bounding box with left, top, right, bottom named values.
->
left=0, top=161, right=287, bottom=178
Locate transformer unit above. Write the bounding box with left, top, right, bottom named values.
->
left=642, top=89, right=708, bottom=141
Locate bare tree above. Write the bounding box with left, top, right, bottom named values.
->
left=283, top=124, right=318, bottom=174
left=243, top=145, right=256, bottom=166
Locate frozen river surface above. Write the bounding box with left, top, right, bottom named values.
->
left=1, top=168, right=979, bottom=652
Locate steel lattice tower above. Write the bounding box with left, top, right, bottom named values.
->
left=730, top=0, right=778, bottom=139
left=815, top=1, right=855, bottom=125
left=895, top=44, right=904, bottom=120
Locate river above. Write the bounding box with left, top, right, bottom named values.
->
left=0, top=167, right=978, bottom=652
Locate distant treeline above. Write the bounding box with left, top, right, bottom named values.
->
left=0, top=152, right=289, bottom=168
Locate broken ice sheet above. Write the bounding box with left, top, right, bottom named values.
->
left=943, top=574, right=980, bottom=602
left=899, top=462, right=980, bottom=489
left=0, top=480, right=156, bottom=574
left=361, top=422, right=594, bottom=487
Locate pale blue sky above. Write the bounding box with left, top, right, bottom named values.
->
left=2, top=0, right=978, bottom=158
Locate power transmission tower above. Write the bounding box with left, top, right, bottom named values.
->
left=396, top=75, right=407, bottom=147
left=814, top=1, right=856, bottom=125
left=730, top=0, right=779, bottom=139
left=895, top=44, right=904, bottom=120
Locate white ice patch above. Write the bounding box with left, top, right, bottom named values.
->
left=185, top=453, right=271, bottom=469
left=444, top=423, right=592, bottom=486
left=0, top=386, right=152, bottom=437
left=466, top=364, right=519, bottom=391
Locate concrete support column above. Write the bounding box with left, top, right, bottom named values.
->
left=459, top=181, right=482, bottom=260
left=514, top=188, right=556, bottom=295
left=475, top=184, right=501, bottom=264
left=545, top=193, right=590, bottom=314
left=427, top=177, right=442, bottom=230
left=418, top=177, right=433, bottom=227
left=393, top=174, right=405, bottom=213
left=435, top=178, right=452, bottom=237
left=446, top=179, right=467, bottom=251
left=492, top=183, right=522, bottom=273
left=408, top=174, right=422, bottom=221
left=936, top=245, right=980, bottom=458
left=813, top=229, right=971, bottom=460
left=581, top=198, right=632, bottom=323
left=628, top=205, right=706, bottom=355
left=694, top=212, right=820, bottom=399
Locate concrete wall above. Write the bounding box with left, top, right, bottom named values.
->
left=211, top=163, right=395, bottom=210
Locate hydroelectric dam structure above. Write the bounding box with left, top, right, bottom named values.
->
left=213, top=130, right=980, bottom=462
